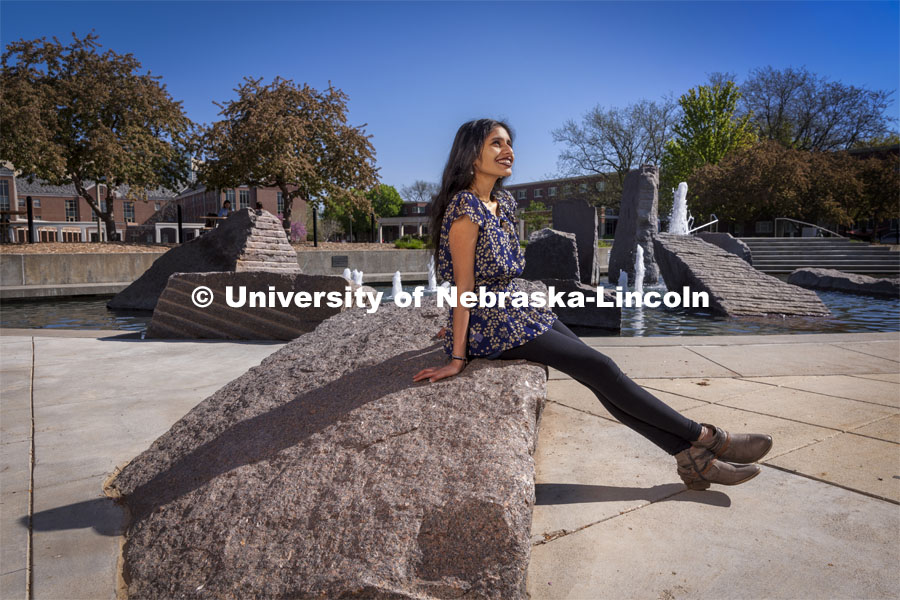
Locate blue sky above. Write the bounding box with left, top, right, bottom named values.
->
left=2, top=1, right=898, bottom=197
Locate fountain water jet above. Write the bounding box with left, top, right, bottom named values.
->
left=667, top=182, right=692, bottom=235
left=426, top=256, right=438, bottom=292
left=391, top=271, right=403, bottom=298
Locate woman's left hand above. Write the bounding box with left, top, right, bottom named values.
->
left=413, top=359, right=465, bottom=383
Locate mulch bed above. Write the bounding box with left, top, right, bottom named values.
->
left=0, top=241, right=415, bottom=254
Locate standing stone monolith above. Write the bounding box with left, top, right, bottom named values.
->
left=609, top=165, right=660, bottom=285
left=552, top=198, right=601, bottom=285
left=521, top=228, right=580, bottom=282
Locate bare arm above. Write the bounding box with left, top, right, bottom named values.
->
left=413, top=215, right=479, bottom=383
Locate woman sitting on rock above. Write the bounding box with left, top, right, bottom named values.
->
left=412, top=118, right=772, bottom=490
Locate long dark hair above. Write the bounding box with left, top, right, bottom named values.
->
left=429, top=118, right=514, bottom=264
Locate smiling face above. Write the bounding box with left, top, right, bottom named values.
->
left=473, top=126, right=514, bottom=180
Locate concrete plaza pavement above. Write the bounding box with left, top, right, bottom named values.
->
left=0, top=328, right=897, bottom=599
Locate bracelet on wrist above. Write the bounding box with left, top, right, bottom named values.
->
left=451, top=354, right=467, bottom=365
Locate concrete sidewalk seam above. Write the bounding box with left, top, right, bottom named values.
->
left=531, top=487, right=690, bottom=547
left=710, top=399, right=899, bottom=439
left=847, top=373, right=900, bottom=384
left=739, top=376, right=900, bottom=410
left=683, top=346, right=744, bottom=377
left=544, top=398, right=630, bottom=424
left=830, top=342, right=900, bottom=364
left=762, top=463, right=900, bottom=506
left=26, top=336, right=34, bottom=600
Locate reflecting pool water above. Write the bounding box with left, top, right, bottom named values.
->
left=1, top=281, right=897, bottom=336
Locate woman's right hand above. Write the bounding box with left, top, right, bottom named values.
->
left=413, top=359, right=465, bottom=383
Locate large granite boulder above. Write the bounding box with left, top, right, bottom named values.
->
left=609, top=165, right=660, bottom=286
left=146, top=272, right=373, bottom=340
left=536, top=278, right=621, bottom=330
left=788, top=268, right=900, bottom=298
left=696, top=232, right=752, bottom=265
left=653, top=233, right=830, bottom=317
left=108, top=209, right=299, bottom=311
left=522, top=228, right=580, bottom=282
left=107, top=293, right=547, bottom=599
left=551, top=198, right=601, bottom=285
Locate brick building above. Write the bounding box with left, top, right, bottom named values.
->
left=0, top=165, right=307, bottom=243
left=504, top=173, right=620, bottom=238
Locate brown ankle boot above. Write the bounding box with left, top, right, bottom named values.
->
left=675, top=446, right=761, bottom=490
left=693, top=423, right=773, bottom=464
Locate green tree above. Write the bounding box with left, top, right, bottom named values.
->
left=660, top=81, right=756, bottom=193
left=522, top=200, right=550, bottom=233
left=689, top=139, right=898, bottom=229
left=0, top=32, right=193, bottom=239
left=368, top=184, right=403, bottom=219
left=197, top=76, right=378, bottom=233
left=323, top=184, right=402, bottom=241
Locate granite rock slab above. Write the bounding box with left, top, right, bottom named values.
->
left=146, top=271, right=371, bottom=340
left=522, top=228, right=580, bottom=282
left=551, top=198, right=601, bottom=285
left=788, top=267, right=900, bottom=298
left=108, top=295, right=548, bottom=599
left=108, top=209, right=300, bottom=311
left=696, top=232, right=752, bottom=264
left=609, top=165, right=660, bottom=285
left=653, top=232, right=830, bottom=317
left=538, top=278, right=621, bottom=330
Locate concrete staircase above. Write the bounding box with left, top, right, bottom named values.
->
left=739, top=237, right=900, bottom=275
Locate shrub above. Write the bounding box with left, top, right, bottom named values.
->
left=394, top=234, right=426, bottom=249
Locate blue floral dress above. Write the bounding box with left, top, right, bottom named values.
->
left=438, top=189, right=557, bottom=359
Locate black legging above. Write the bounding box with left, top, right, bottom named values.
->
left=492, top=319, right=702, bottom=455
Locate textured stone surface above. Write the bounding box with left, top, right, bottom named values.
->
left=109, top=295, right=548, bottom=599
left=609, top=165, right=660, bottom=285
left=696, top=232, right=752, bottom=264
left=788, top=267, right=900, bottom=298
left=108, top=209, right=300, bottom=310
left=653, top=232, right=830, bottom=317
left=522, top=228, right=580, bottom=282
left=551, top=198, right=600, bottom=285
left=146, top=272, right=368, bottom=340
left=537, top=278, right=621, bottom=330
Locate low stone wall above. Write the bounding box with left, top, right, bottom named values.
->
left=0, top=252, right=166, bottom=287
left=296, top=248, right=433, bottom=281
left=0, top=249, right=434, bottom=299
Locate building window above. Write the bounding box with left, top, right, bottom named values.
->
left=564, top=184, right=573, bottom=194
left=277, top=192, right=284, bottom=214
left=239, top=190, right=250, bottom=209
left=225, top=189, right=235, bottom=205
left=124, top=201, right=135, bottom=222
left=517, top=190, right=527, bottom=200
left=548, top=186, right=557, bottom=197
left=0, top=181, right=8, bottom=212
left=755, top=221, right=773, bottom=234
left=65, top=199, right=78, bottom=221
left=596, top=181, right=606, bottom=192
left=534, top=188, right=543, bottom=199
left=154, top=202, right=161, bottom=211
left=579, top=183, right=588, bottom=193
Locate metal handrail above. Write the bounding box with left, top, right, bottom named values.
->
left=688, top=214, right=718, bottom=234
left=775, top=217, right=844, bottom=238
